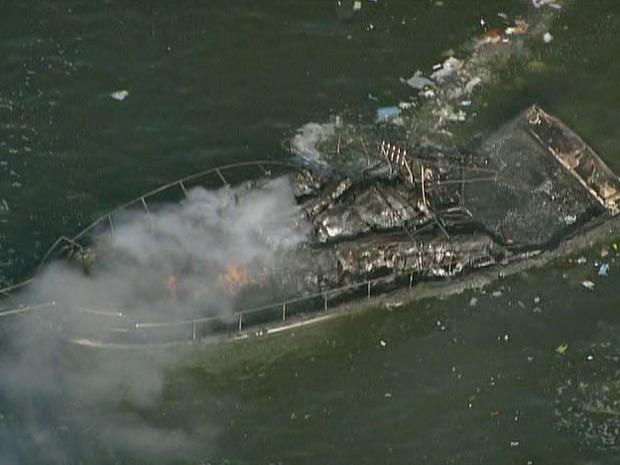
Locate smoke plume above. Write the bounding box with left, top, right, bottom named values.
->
left=0, top=176, right=306, bottom=463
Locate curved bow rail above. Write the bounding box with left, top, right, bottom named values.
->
left=1, top=160, right=293, bottom=296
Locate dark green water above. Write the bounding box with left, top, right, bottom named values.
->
left=2, top=1, right=620, bottom=463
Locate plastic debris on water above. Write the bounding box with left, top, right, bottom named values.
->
left=430, top=56, right=463, bottom=81
left=421, top=88, right=436, bottom=98
left=401, top=70, right=435, bottom=90
left=598, top=263, right=609, bottom=276
left=533, top=0, right=562, bottom=9
left=110, top=90, right=129, bottom=101
left=563, top=214, right=577, bottom=224
left=465, top=76, right=482, bottom=94
left=543, top=32, right=554, bottom=43
left=376, top=106, right=400, bottom=122
left=582, top=280, right=595, bottom=290
left=505, top=19, right=528, bottom=35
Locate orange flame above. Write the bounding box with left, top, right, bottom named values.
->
left=218, top=262, right=255, bottom=295
left=166, top=274, right=178, bottom=300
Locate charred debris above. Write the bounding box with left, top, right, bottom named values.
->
left=286, top=104, right=620, bottom=291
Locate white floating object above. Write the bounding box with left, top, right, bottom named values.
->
left=403, top=70, right=435, bottom=90
left=543, top=32, right=553, bottom=43
left=353, top=1, right=362, bottom=11
left=582, top=280, right=595, bottom=290
left=465, top=76, right=482, bottom=93
left=110, top=90, right=129, bottom=101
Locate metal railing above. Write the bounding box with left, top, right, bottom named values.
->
left=0, top=256, right=469, bottom=345
left=0, top=160, right=293, bottom=296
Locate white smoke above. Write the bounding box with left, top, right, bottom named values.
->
left=33, top=176, right=308, bottom=328
left=0, top=175, right=308, bottom=463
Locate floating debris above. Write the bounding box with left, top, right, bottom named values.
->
left=384, top=301, right=404, bottom=310
left=505, top=19, right=529, bottom=36
left=533, top=0, right=562, bottom=9
left=476, top=29, right=503, bottom=47
left=556, top=343, right=568, bottom=354
left=469, top=297, right=478, bottom=307
left=109, top=90, right=129, bottom=101
left=543, top=32, right=554, bottom=43
left=421, top=88, right=436, bottom=98
left=402, top=71, right=435, bottom=90
left=563, top=214, right=577, bottom=225
left=598, top=263, right=609, bottom=276
left=430, top=56, right=463, bottom=82
left=582, top=280, right=595, bottom=290
left=434, top=105, right=466, bottom=122
left=376, top=106, right=400, bottom=123
left=465, top=76, right=482, bottom=94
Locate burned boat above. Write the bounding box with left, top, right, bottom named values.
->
left=2, top=105, right=620, bottom=346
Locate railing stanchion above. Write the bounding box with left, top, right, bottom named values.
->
left=179, top=180, right=188, bottom=198
left=192, top=322, right=197, bottom=341
left=107, top=214, right=115, bottom=235
left=215, top=168, right=228, bottom=186
left=282, top=303, right=286, bottom=321
left=409, top=272, right=414, bottom=288
left=367, top=282, right=371, bottom=300
left=238, top=314, right=242, bottom=332
left=141, top=197, right=154, bottom=227
left=324, top=294, right=328, bottom=312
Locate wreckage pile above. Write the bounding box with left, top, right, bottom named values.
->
left=280, top=105, right=620, bottom=298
